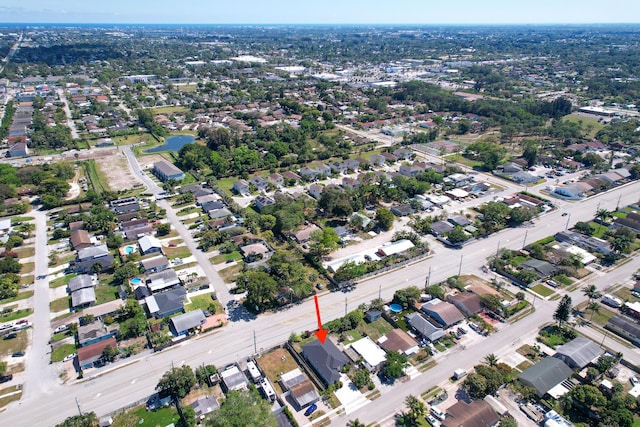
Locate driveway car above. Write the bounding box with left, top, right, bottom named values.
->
left=304, top=403, right=318, bottom=416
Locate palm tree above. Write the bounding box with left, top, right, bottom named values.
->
left=582, top=284, right=602, bottom=303
left=405, top=395, right=425, bottom=422
left=596, top=209, right=611, bottom=224
left=484, top=353, right=499, bottom=367
left=346, top=420, right=365, bottom=427
left=587, top=302, right=600, bottom=322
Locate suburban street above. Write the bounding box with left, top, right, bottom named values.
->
left=56, top=88, right=80, bottom=140
left=2, top=176, right=639, bottom=425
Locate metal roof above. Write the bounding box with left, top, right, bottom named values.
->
left=553, top=337, right=603, bottom=369
left=518, top=357, right=573, bottom=397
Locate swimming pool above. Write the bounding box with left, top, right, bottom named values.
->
left=131, top=278, right=142, bottom=285
left=125, top=246, right=136, bottom=254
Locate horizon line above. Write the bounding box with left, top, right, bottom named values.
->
left=2, top=21, right=640, bottom=26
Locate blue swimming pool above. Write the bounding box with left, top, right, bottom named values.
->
left=389, top=303, right=403, bottom=313
left=131, top=278, right=142, bottom=285
left=125, top=245, right=136, bottom=254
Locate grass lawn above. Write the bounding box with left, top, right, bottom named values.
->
left=563, top=113, right=606, bottom=139
left=450, top=155, right=484, bottom=169
left=95, top=284, right=118, bottom=305
left=0, top=308, right=32, bottom=323
left=111, top=133, right=149, bottom=146
left=510, top=256, right=528, bottom=267
left=0, top=387, right=22, bottom=408
left=163, top=245, right=191, bottom=260
left=210, top=251, right=243, bottom=264
left=516, top=360, right=533, bottom=372
left=219, top=264, right=243, bottom=283
left=357, top=317, right=394, bottom=341
left=589, top=222, right=607, bottom=239
left=587, top=304, right=617, bottom=327
left=84, top=159, right=110, bottom=193
left=21, top=262, right=35, bottom=274
left=152, top=105, right=189, bottom=115
left=112, top=405, right=179, bottom=427
left=19, top=274, right=34, bottom=286
left=0, top=290, right=33, bottom=305
left=50, top=274, right=77, bottom=289
left=214, top=177, right=236, bottom=195
left=185, top=293, right=221, bottom=312
left=177, top=206, right=199, bottom=216
left=257, top=347, right=300, bottom=394
left=0, top=330, right=28, bottom=356
left=530, top=284, right=554, bottom=297
left=14, top=247, right=35, bottom=258
left=341, top=329, right=363, bottom=344
left=51, top=343, right=76, bottom=363
left=50, top=296, right=70, bottom=313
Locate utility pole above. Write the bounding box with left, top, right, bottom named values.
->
left=378, top=284, right=381, bottom=300
left=522, top=230, right=528, bottom=249
left=565, top=213, right=571, bottom=230
left=495, top=240, right=501, bottom=257
left=75, top=397, right=83, bottom=416
left=458, top=255, right=463, bottom=277
left=425, top=265, right=432, bottom=288
left=253, top=330, right=257, bottom=355
left=616, top=193, right=622, bottom=211
left=345, top=296, right=348, bottom=316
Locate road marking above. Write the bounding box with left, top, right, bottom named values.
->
left=131, top=379, right=136, bottom=384
left=179, top=360, right=185, bottom=366
left=95, top=393, right=101, bottom=399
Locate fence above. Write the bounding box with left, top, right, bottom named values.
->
left=283, top=341, right=327, bottom=392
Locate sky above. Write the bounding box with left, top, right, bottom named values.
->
left=2, top=0, right=640, bottom=25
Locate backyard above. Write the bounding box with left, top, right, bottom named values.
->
left=257, top=347, right=301, bottom=394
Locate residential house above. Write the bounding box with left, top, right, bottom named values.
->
left=138, top=235, right=162, bottom=255
left=121, top=218, right=149, bottom=231
left=153, top=160, right=185, bottom=182
left=369, top=154, right=386, bottom=167
left=518, top=357, right=573, bottom=397
left=268, top=173, right=284, bottom=187
left=281, top=171, right=301, bottom=183
left=308, top=184, right=324, bottom=199
left=342, top=177, right=361, bottom=190
left=299, top=166, right=318, bottom=180
left=552, top=184, right=587, bottom=200
left=240, top=242, right=272, bottom=263
left=553, top=338, right=603, bottom=370
left=350, top=337, right=387, bottom=371
left=448, top=293, right=483, bottom=317
left=249, top=176, right=270, bottom=193
left=380, top=152, right=398, bottom=163
left=301, top=338, right=348, bottom=386
left=200, top=200, right=226, bottom=213
left=554, top=230, right=611, bottom=254
left=399, top=162, right=426, bottom=177
left=330, top=161, right=347, bottom=175
left=233, top=179, right=250, bottom=196
left=221, top=365, right=249, bottom=392
left=196, top=194, right=220, bottom=206
left=405, top=312, right=446, bottom=342
left=170, top=309, right=206, bottom=336
left=293, top=224, right=320, bottom=244
left=146, top=269, right=181, bottom=293
left=190, top=396, right=219, bottom=420
left=77, top=244, right=109, bottom=261
left=78, top=337, right=117, bottom=370
left=431, top=220, right=455, bottom=236
left=315, top=164, right=332, bottom=177
left=280, top=368, right=320, bottom=410
left=377, top=239, right=415, bottom=257
left=71, top=287, right=96, bottom=309
left=350, top=212, right=372, bottom=229
left=208, top=208, right=233, bottom=220
left=70, top=230, right=93, bottom=250
left=77, top=320, right=116, bottom=347
left=393, top=147, right=413, bottom=160
left=448, top=216, right=472, bottom=227
left=144, top=287, right=186, bottom=318
left=343, top=158, right=360, bottom=172
left=378, top=329, right=419, bottom=356
left=8, top=143, right=28, bottom=158
left=141, top=255, right=170, bottom=274
left=420, top=298, right=465, bottom=328
left=68, top=274, right=95, bottom=294
left=391, top=204, right=415, bottom=217
left=71, top=255, right=115, bottom=274
left=254, top=195, right=275, bottom=211
left=520, top=259, right=556, bottom=278
left=443, top=400, right=500, bottom=427
left=605, top=315, right=640, bottom=346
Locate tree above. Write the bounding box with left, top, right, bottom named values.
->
left=499, top=416, right=517, bottom=427
left=157, top=223, right=171, bottom=236
left=405, top=395, right=425, bottom=422
left=195, top=364, right=218, bottom=386
left=236, top=270, right=278, bottom=311
left=382, top=350, right=408, bottom=380
left=204, top=389, right=277, bottom=427
left=582, top=284, right=602, bottom=303
left=463, top=373, right=488, bottom=399
left=351, top=368, right=371, bottom=389
left=310, top=227, right=341, bottom=258
left=611, top=227, right=635, bottom=255
left=346, top=420, right=365, bottom=427
left=446, top=226, right=468, bottom=244
left=587, top=302, right=601, bottom=322
left=55, top=413, right=99, bottom=427
left=375, top=207, right=394, bottom=231
left=522, top=139, right=538, bottom=168
left=425, top=285, right=445, bottom=300
left=554, top=295, right=572, bottom=328
left=101, top=344, right=118, bottom=363
left=393, top=286, right=421, bottom=310
left=156, top=366, right=196, bottom=401
left=484, top=353, right=498, bottom=367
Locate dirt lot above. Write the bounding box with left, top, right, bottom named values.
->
left=96, top=151, right=144, bottom=192
left=257, top=347, right=300, bottom=394
left=137, top=153, right=169, bottom=171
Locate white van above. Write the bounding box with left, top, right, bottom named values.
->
left=431, top=406, right=446, bottom=421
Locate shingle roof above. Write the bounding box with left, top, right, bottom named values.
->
left=518, top=356, right=573, bottom=397
left=302, top=339, right=348, bottom=385
left=405, top=312, right=445, bottom=341
left=443, top=399, right=500, bottom=427
left=71, top=287, right=96, bottom=308
left=421, top=299, right=465, bottom=327
left=553, top=337, right=603, bottom=369
left=170, top=309, right=206, bottom=334
left=68, top=274, right=93, bottom=293
left=378, top=329, right=419, bottom=354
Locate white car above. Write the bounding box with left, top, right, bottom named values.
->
left=631, top=376, right=639, bottom=387
left=426, top=414, right=441, bottom=427
left=63, top=353, right=76, bottom=362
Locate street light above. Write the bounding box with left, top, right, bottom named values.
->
left=565, top=213, right=571, bottom=230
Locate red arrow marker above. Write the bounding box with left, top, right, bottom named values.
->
left=313, top=295, right=328, bottom=344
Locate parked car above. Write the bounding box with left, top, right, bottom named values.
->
left=631, top=376, right=639, bottom=387
left=12, top=351, right=25, bottom=357
left=3, top=333, right=17, bottom=340
left=304, top=403, right=318, bottom=417
left=546, top=279, right=558, bottom=288
left=426, top=414, right=441, bottom=427
left=0, top=374, right=13, bottom=383
left=54, top=324, right=69, bottom=334
left=63, top=353, right=76, bottom=362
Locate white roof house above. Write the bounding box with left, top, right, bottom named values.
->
left=377, top=239, right=414, bottom=257
left=350, top=337, right=387, bottom=371
left=138, top=235, right=162, bottom=254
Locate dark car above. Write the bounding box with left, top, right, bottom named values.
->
left=3, top=333, right=17, bottom=340
left=0, top=374, right=13, bottom=383
left=12, top=351, right=25, bottom=357
left=304, top=403, right=318, bottom=416
left=210, top=293, right=218, bottom=300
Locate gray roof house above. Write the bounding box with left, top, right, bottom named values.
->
left=606, top=315, right=640, bottom=346
left=153, top=160, right=185, bottom=182
left=141, top=255, right=170, bottom=273
left=190, top=396, right=219, bottom=420
left=302, top=338, right=348, bottom=386
left=68, top=274, right=95, bottom=293
left=144, top=287, right=186, bottom=318
left=553, top=338, right=604, bottom=369
left=405, top=312, right=445, bottom=342
left=146, top=269, right=181, bottom=293
left=71, top=287, right=97, bottom=309
left=518, top=357, right=573, bottom=397
left=431, top=220, right=455, bottom=236
left=520, top=259, right=556, bottom=278
left=138, top=235, right=162, bottom=255
left=77, top=244, right=109, bottom=261
left=170, top=309, right=206, bottom=335
left=221, top=365, right=249, bottom=392
left=280, top=368, right=320, bottom=409
left=420, top=298, right=465, bottom=328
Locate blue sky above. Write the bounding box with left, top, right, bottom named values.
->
left=2, top=0, right=640, bottom=24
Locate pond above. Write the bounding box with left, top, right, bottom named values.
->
left=145, top=135, right=195, bottom=153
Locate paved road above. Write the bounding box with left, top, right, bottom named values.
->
left=4, top=175, right=640, bottom=425
left=22, top=209, right=59, bottom=400
left=56, top=89, right=80, bottom=140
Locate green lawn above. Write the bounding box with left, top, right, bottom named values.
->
left=111, top=404, right=179, bottom=427
left=163, top=245, right=191, bottom=260
left=588, top=304, right=617, bottom=327
left=95, top=285, right=118, bottom=305
left=50, top=297, right=70, bottom=313
left=19, top=274, right=34, bottom=286
left=0, top=308, right=32, bottom=323
left=21, top=262, right=35, bottom=274
left=563, top=113, right=606, bottom=139
left=50, top=274, right=77, bottom=289
left=0, top=290, right=33, bottom=305
left=177, top=206, right=199, bottom=216
left=152, top=106, right=189, bottom=115
left=341, top=329, right=363, bottom=344
left=530, top=284, right=554, bottom=297
left=14, top=247, right=35, bottom=258
left=185, top=293, right=222, bottom=313
left=214, top=177, right=236, bottom=195
left=511, top=256, right=528, bottom=267
left=210, top=251, right=243, bottom=264
left=219, top=264, right=243, bottom=283
left=51, top=343, right=76, bottom=363
left=357, top=317, right=395, bottom=341
left=0, top=330, right=28, bottom=356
